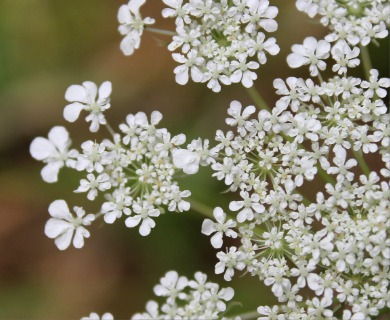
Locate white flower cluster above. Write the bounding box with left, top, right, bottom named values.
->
left=133, top=271, right=234, bottom=319
left=287, top=36, right=362, bottom=76
left=200, top=68, right=390, bottom=317
left=163, top=0, right=280, bottom=91
left=30, top=81, right=196, bottom=249
left=118, top=0, right=155, bottom=56
left=296, top=0, right=389, bottom=46
left=81, top=271, right=234, bottom=320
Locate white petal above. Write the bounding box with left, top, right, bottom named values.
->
left=73, top=227, right=89, bottom=248
left=175, top=69, right=189, bottom=85
left=63, top=102, right=84, bottom=122
left=287, top=53, right=305, bottom=68
left=220, top=287, right=234, bottom=301
left=48, top=126, right=69, bottom=153
left=128, top=0, right=146, bottom=14
left=41, top=161, right=63, bottom=183
left=48, top=199, right=72, bottom=220
left=210, top=232, right=223, bottom=248
left=98, top=81, right=112, bottom=100
left=54, top=228, right=74, bottom=250
left=229, top=201, right=243, bottom=211
left=45, top=218, right=71, bottom=238
left=82, top=81, right=98, bottom=101
left=201, top=219, right=215, bottom=235
left=242, top=105, right=256, bottom=118
left=153, top=284, right=169, bottom=296
left=151, top=111, right=163, bottom=125
left=191, top=66, right=203, bottom=83
left=30, top=137, right=56, bottom=160
left=118, top=5, right=131, bottom=24
left=65, top=85, right=86, bottom=102
left=230, top=70, right=242, bottom=83
left=104, top=211, right=118, bottom=224
left=139, top=218, right=154, bottom=236
left=183, top=162, right=199, bottom=174
left=120, top=36, right=136, bottom=56
left=125, top=215, right=141, bottom=228
left=213, top=207, right=226, bottom=223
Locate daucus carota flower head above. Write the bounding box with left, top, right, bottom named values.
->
left=163, top=0, right=280, bottom=91
left=31, top=81, right=201, bottom=247
left=132, top=271, right=235, bottom=319
left=296, top=0, right=389, bottom=46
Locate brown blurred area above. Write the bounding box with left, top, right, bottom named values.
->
left=0, top=0, right=388, bottom=318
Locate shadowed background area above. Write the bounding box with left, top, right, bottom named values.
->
left=0, top=0, right=388, bottom=318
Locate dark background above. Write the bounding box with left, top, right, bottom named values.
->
left=0, top=0, right=388, bottom=318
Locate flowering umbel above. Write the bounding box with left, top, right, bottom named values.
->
left=31, top=0, right=390, bottom=319
left=30, top=81, right=207, bottom=249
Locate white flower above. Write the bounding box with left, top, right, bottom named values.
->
left=81, top=313, right=114, bottom=320
left=327, top=146, right=357, bottom=183
left=361, top=69, right=390, bottom=99
left=45, top=200, right=94, bottom=250
left=132, top=301, right=159, bottom=320
left=64, top=81, right=112, bottom=132
left=76, top=140, right=111, bottom=173
left=230, top=54, right=259, bottom=88
left=163, top=0, right=279, bottom=90
left=229, top=190, right=265, bottom=223
left=257, top=305, right=281, bottom=320
left=101, top=189, right=132, bottom=224
left=118, top=0, right=155, bottom=56
left=215, top=247, right=245, bottom=281
left=201, top=207, right=237, bottom=249
left=225, top=100, right=256, bottom=136
left=172, top=49, right=205, bottom=85
left=172, top=148, right=200, bottom=174
left=30, top=126, right=78, bottom=183
left=331, top=41, right=360, bottom=75
left=167, top=185, right=191, bottom=212
left=153, top=270, right=188, bottom=303
left=75, top=173, right=111, bottom=201
left=287, top=36, right=330, bottom=76
left=162, top=0, right=191, bottom=24
left=125, top=201, right=160, bottom=236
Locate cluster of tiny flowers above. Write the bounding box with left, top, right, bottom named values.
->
left=163, top=0, right=280, bottom=91
left=30, top=81, right=197, bottom=250
left=118, top=0, right=155, bottom=56
left=199, top=64, right=390, bottom=317
left=296, top=0, right=389, bottom=46
left=83, top=271, right=235, bottom=320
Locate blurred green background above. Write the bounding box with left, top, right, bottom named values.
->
left=0, top=0, right=388, bottom=318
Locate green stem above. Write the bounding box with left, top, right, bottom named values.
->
left=189, top=198, right=214, bottom=219
left=359, top=44, right=373, bottom=80
left=245, top=86, right=271, bottom=111
left=353, top=149, right=371, bottom=176
left=145, top=27, right=176, bottom=36
left=105, top=123, right=116, bottom=139
left=317, top=166, right=336, bottom=185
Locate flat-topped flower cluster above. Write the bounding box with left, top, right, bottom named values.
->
left=198, top=73, right=390, bottom=317
left=82, top=271, right=235, bottom=320
left=30, top=81, right=198, bottom=249
left=163, top=0, right=280, bottom=91
left=296, top=0, right=389, bottom=46
left=118, top=0, right=280, bottom=92
left=30, top=0, right=390, bottom=319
